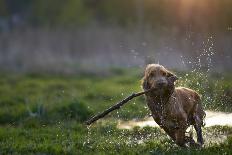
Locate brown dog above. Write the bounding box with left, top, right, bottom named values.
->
left=142, top=64, right=206, bottom=147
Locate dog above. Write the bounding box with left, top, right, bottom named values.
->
left=142, top=64, right=206, bottom=147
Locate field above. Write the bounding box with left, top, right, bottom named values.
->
left=1, top=68, right=232, bottom=154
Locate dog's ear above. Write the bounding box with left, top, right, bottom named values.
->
left=167, top=71, right=178, bottom=82
left=141, top=77, right=150, bottom=90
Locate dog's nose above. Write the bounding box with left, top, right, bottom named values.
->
left=156, top=81, right=166, bottom=88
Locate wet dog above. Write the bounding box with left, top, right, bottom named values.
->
left=142, top=64, right=206, bottom=147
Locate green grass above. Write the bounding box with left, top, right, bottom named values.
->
left=1, top=123, right=232, bottom=154
left=0, top=69, right=232, bottom=154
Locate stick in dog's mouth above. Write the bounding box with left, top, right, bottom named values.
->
left=85, top=76, right=177, bottom=126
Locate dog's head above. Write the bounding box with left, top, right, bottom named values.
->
left=142, top=64, right=178, bottom=92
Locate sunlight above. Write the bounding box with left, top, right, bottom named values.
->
left=177, top=0, right=209, bottom=22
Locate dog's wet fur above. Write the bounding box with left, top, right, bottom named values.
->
left=142, top=64, right=206, bottom=147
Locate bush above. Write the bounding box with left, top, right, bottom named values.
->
left=55, top=100, right=93, bottom=122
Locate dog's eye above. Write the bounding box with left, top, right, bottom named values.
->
left=161, top=72, right=166, bottom=76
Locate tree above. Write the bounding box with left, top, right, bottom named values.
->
left=0, top=0, right=8, bottom=16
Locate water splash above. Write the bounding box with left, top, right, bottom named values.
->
left=179, top=36, right=218, bottom=110
left=83, top=125, right=93, bottom=148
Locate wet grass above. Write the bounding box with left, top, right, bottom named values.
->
left=0, top=68, right=232, bottom=154
left=1, top=123, right=232, bottom=154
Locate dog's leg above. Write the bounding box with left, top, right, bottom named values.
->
left=162, top=127, right=176, bottom=141
left=193, top=115, right=204, bottom=146
left=194, top=124, right=203, bottom=145
left=174, top=129, right=187, bottom=147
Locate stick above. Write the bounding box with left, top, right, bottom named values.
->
left=85, top=88, right=157, bottom=125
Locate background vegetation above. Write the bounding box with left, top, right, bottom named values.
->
left=0, top=0, right=232, bottom=72
left=1, top=0, right=232, bottom=32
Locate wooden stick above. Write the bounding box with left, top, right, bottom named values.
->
left=85, top=88, right=157, bottom=125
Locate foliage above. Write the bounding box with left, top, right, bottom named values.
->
left=0, top=0, right=7, bottom=16
left=1, top=0, right=232, bottom=31
left=30, top=0, right=91, bottom=26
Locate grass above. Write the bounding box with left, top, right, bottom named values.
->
left=0, top=68, right=232, bottom=154
left=1, top=123, right=232, bottom=154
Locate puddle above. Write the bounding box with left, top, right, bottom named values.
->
left=117, top=111, right=232, bottom=129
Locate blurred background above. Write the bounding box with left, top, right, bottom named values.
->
left=0, top=0, right=232, bottom=73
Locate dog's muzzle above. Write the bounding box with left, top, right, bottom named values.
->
left=154, top=79, right=168, bottom=89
